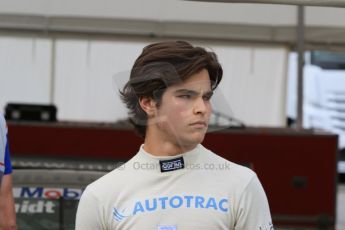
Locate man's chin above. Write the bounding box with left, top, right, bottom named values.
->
left=185, top=135, right=205, bottom=146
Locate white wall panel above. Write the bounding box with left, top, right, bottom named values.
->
left=54, top=39, right=148, bottom=122
left=210, top=44, right=288, bottom=126
left=0, top=36, right=51, bottom=113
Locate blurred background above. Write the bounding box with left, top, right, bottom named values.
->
left=0, top=0, right=345, bottom=229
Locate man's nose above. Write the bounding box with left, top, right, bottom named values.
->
left=193, top=97, right=208, bottom=114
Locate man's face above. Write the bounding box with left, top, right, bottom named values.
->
left=153, top=68, right=213, bottom=148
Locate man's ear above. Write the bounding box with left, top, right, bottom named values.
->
left=139, top=97, right=156, bottom=117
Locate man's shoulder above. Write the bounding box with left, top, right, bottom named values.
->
left=200, top=145, right=256, bottom=181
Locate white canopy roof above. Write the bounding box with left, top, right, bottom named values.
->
left=1, top=0, right=345, bottom=49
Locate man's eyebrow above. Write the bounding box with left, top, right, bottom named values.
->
left=203, top=91, right=214, bottom=97
left=174, top=89, right=213, bottom=96
left=174, top=89, right=198, bottom=95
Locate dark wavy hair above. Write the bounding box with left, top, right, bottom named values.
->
left=120, top=41, right=223, bottom=138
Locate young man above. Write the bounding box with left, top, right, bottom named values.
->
left=0, top=113, right=17, bottom=230
left=76, top=41, right=273, bottom=230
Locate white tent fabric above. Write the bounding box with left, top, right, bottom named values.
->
left=191, top=0, right=345, bottom=7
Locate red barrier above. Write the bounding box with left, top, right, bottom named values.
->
left=8, top=122, right=338, bottom=229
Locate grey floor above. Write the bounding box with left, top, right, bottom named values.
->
left=336, top=184, right=345, bottom=230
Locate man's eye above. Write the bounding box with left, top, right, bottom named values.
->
left=203, top=95, right=212, bottom=101
left=178, top=95, right=191, bottom=99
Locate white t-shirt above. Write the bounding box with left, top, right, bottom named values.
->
left=76, top=144, right=273, bottom=230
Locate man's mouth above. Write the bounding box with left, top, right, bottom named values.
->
left=190, top=121, right=207, bottom=128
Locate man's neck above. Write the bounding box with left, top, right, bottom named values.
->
left=143, top=139, right=197, bottom=157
